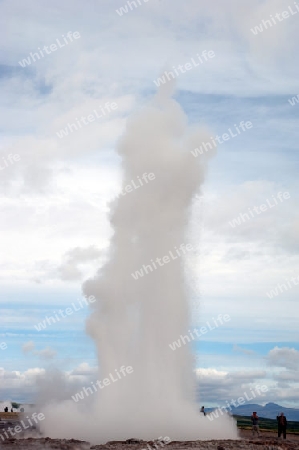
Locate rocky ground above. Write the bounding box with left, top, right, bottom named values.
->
left=0, top=416, right=298, bottom=450
left=0, top=431, right=298, bottom=450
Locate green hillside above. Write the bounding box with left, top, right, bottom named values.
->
left=235, top=415, right=299, bottom=434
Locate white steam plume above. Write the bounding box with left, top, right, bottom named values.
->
left=40, top=83, right=238, bottom=443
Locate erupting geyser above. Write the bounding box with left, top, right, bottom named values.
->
left=40, top=83, right=238, bottom=443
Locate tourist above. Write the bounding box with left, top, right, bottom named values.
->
left=251, top=411, right=260, bottom=437
left=277, top=412, right=287, bottom=439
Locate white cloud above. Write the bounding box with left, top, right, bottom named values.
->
left=0, top=367, right=50, bottom=404
left=22, top=341, right=35, bottom=353
left=195, top=367, right=274, bottom=405
left=21, top=341, right=56, bottom=360
left=266, top=346, right=299, bottom=370
left=196, top=368, right=228, bottom=378
left=35, top=347, right=57, bottom=360
left=233, top=345, right=256, bottom=356
left=68, top=362, right=97, bottom=378
left=57, top=245, right=105, bottom=281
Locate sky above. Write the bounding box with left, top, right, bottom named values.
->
left=0, top=0, right=299, bottom=409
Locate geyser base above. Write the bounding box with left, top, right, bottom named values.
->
left=40, top=399, right=239, bottom=444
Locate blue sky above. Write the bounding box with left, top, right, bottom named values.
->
left=0, top=0, right=299, bottom=409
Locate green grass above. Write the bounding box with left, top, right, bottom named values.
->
left=234, top=415, right=299, bottom=434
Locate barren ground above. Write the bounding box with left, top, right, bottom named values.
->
left=1, top=415, right=298, bottom=449
left=1, top=430, right=299, bottom=450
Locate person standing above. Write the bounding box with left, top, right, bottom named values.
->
left=200, top=406, right=206, bottom=416
left=251, top=411, right=260, bottom=437
left=277, top=412, right=287, bottom=439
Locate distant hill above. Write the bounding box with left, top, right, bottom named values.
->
left=206, top=403, right=299, bottom=421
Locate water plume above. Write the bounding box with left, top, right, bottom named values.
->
left=40, top=82, right=238, bottom=443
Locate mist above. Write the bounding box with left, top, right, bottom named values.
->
left=39, top=82, right=238, bottom=443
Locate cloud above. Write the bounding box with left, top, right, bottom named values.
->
left=57, top=245, right=104, bottom=281
left=35, top=368, right=85, bottom=405
left=0, top=94, right=133, bottom=194
left=202, top=181, right=296, bottom=245
left=22, top=341, right=35, bottom=353
left=273, top=370, right=298, bottom=382
left=196, top=368, right=228, bottom=379
left=69, top=362, right=97, bottom=377
left=0, top=363, right=97, bottom=403
left=1, top=361, right=298, bottom=407
left=233, top=345, right=256, bottom=356
left=0, top=365, right=91, bottom=403
left=0, top=366, right=46, bottom=402
left=21, top=341, right=56, bottom=360
left=195, top=367, right=268, bottom=402
left=266, top=346, right=299, bottom=370
left=36, top=347, right=57, bottom=360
